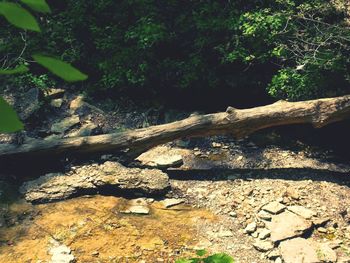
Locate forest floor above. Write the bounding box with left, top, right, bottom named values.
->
left=0, top=88, right=350, bottom=263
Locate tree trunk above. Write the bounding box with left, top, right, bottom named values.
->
left=1, top=95, right=350, bottom=162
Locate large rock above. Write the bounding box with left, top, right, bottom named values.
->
left=280, top=238, right=319, bottom=263
left=20, top=161, right=170, bottom=203
left=268, top=210, right=313, bottom=242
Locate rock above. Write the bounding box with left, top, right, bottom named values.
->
left=262, top=201, right=286, bottom=215
left=51, top=115, right=80, bottom=133
left=280, top=238, right=319, bottom=263
left=267, top=249, right=281, bottom=259
left=258, top=229, right=271, bottom=240
left=287, top=206, right=316, bottom=219
left=315, top=243, right=337, bottom=262
left=212, top=142, right=222, bottom=148
left=313, top=217, right=330, bottom=226
left=121, top=198, right=151, bottom=215
left=257, top=210, right=272, bottom=221
left=161, top=198, right=185, bottom=208
left=49, top=244, right=75, bottom=263
left=19, top=88, right=41, bottom=120
left=327, top=240, right=342, bottom=249
left=217, top=230, right=234, bottom=237
left=125, top=205, right=150, bottom=215
left=275, top=257, right=282, bottom=263
left=137, top=146, right=189, bottom=168
left=284, top=187, right=300, bottom=200
left=50, top=99, right=63, bottom=108
left=66, top=122, right=98, bottom=138
left=20, top=161, right=170, bottom=203
left=317, top=227, right=327, bottom=233
left=69, top=95, right=104, bottom=115
left=268, top=210, right=313, bottom=242
left=253, top=240, right=274, bottom=252
left=229, top=211, right=237, bottom=218
left=45, top=88, right=65, bottom=99
left=69, top=95, right=85, bottom=110
left=244, top=222, right=257, bottom=234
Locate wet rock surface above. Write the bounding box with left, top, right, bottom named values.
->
left=20, top=161, right=170, bottom=203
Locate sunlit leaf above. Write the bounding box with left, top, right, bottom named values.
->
left=175, top=259, right=195, bottom=263
left=196, top=249, right=207, bottom=257
left=204, top=253, right=235, bottom=263
left=32, top=54, right=88, bottom=82
left=0, top=97, right=24, bottom=133
left=20, top=0, right=51, bottom=13
left=0, top=65, right=29, bottom=75
left=0, top=2, right=40, bottom=32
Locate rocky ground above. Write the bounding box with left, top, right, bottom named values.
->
left=0, top=87, right=350, bottom=262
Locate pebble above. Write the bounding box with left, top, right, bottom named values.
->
left=258, top=229, right=271, bottom=240
left=244, top=222, right=257, bottom=234
left=253, top=241, right=274, bottom=252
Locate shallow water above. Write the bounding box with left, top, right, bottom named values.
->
left=0, top=195, right=216, bottom=262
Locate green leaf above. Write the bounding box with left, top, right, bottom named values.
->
left=0, top=97, right=24, bottom=133
left=0, top=65, right=29, bottom=75
left=0, top=2, right=40, bottom=32
left=32, top=54, right=88, bottom=82
left=20, top=0, right=51, bottom=13
left=175, top=259, right=196, bottom=263
left=204, top=253, right=234, bottom=263
left=196, top=250, right=207, bottom=257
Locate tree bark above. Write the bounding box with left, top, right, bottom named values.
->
left=1, top=95, right=350, bottom=162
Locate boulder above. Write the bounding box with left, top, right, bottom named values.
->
left=20, top=161, right=170, bottom=203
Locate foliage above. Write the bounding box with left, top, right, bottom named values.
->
left=0, top=0, right=87, bottom=133
left=1, top=0, right=350, bottom=108
left=176, top=250, right=234, bottom=263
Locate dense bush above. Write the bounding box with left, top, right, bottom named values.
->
left=1, top=0, right=350, bottom=108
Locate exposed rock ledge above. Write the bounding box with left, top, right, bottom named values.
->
left=20, top=161, right=170, bottom=203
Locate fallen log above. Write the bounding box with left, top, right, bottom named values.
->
left=1, top=95, right=350, bottom=162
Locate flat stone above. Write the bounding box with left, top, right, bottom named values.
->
left=20, top=161, right=170, bottom=203
left=244, top=222, right=257, bottom=234
left=280, top=238, right=319, bottom=263
left=257, top=210, right=272, bottom=220
left=253, top=240, right=274, bottom=252
left=315, top=243, right=337, bottom=262
left=126, top=205, right=150, bottom=215
left=51, top=115, right=80, bottom=133
left=136, top=146, right=189, bottom=168
left=287, top=206, right=316, bottom=219
left=269, top=210, right=312, bottom=242
left=262, top=201, right=286, bottom=215
left=313, top=217, right=330, bottom=226
left=161, top=198, right=185, bottom=208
